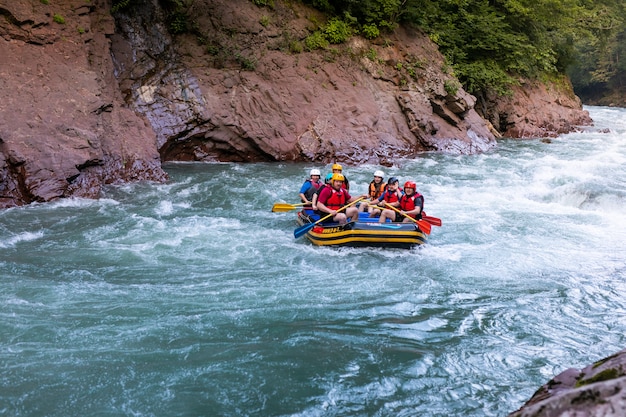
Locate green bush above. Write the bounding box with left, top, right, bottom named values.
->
left=443, top=79, right=460, bottom=96
left=304, top=31, right=329, bottom=51
left=53, top=14, right=65, bottom=24
left=324, top=18, right=351, bottom=44
left=361, top=24, right=379, bottom=40
left=236, top=53, right=256, bottom=71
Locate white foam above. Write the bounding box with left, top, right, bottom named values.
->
left=0, top=231, right=44, bottom=248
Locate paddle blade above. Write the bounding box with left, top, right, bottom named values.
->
left=294, top=222, right=316, bottom=239
left=422, top=215, right=442, bottom=227
left=272, top=203, right=297, bottom=212
left=416, top=219, right=432, bottom=235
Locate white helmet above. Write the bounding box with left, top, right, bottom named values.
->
left=310, top=168, right=321, bottom=176
left=374, top=170, right=385, bottom=178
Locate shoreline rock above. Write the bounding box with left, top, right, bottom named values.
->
left=508, top=348, right=626, bottom=417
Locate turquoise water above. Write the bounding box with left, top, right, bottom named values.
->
left=1, top=106, right=625, bottom=416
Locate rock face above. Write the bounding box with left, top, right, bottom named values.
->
left=0, top=0, right=591, bottom=207
left=484, top=79, right=593, bottom=138
left=0, top=0, right=167, bottom=208
left=111, top=0, right=497, bottom=164
left=508, top=349, right=626, bottom=417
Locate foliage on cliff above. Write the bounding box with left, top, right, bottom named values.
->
left=294, top=0, right=626, bottom=105
left=114, top=0, right=625, bottom=104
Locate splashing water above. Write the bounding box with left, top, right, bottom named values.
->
left=1, top=107, right=625, bottom=416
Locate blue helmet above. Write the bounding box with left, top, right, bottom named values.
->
left=388, top=177, right=399, bottom=185
left=325, top=173, right=333, bottom=183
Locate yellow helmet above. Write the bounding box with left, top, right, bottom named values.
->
left=331, top=173, right=345, bottom=182
left=332, top=163, right=343, bottom=171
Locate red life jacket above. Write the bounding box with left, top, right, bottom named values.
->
left=381, top=189, right=400, bottom=203
left=308, top=178, right=323, bottom=189
left=400, top=193, right=424, bottom=218
left=322, top=188, right=347, bottom=210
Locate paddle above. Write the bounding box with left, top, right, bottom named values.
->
left=272, top=202, right=308, bottom=212
left=294, top=197, right=364, bottom=239
left=421, top=212, right=442, bottom=227
left=383, top=203, right=432, bottom=235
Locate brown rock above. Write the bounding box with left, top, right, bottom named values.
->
left=509, top=349, right=626, bottom=417
left=0, top=0, right=592, bottom=207
left=111, top=0, right=498, bottom=163
left=0, top=0, right=167, bottom=208
left=484, top=78, right=593, bottom=139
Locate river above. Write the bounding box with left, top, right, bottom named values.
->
left=1, top=106, right=625, bottom=416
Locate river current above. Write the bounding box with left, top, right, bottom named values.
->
left=1, top=106, right=625, bottom=416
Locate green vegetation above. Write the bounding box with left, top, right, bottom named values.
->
left=104, top=0, right=622, bottom=104
left=324, top=17, right=352, bottom=44
left=161, top=0, right=194, bottom=34
left=235, top=53, right=256, bottom=71
left=304, top=31, right=329, bottom=51
left=296, top=0, right=626, bottom=102
left=40, top=0, right=49, bottom=5
left=575, top=368, right=620, bottom=387
left=111, top=0, right=131, bottom=13
left=53, top=14, right=65, bottom=24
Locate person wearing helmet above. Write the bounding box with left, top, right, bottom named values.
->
left=331, top=163, right=350, bottom=191
left=364, top=176, right=402, bottom=218
left=379, top=180, right=424, bottom=223
left=310, top=173, right=334, bottom=210
left=359, top=170, right=387, bottom=214
left=315, top=173, right=363, bottom=225
left=299, top=168, right=323, bottom=205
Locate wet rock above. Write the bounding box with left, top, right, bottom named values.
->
left=508, top=349, right=626, bottom=417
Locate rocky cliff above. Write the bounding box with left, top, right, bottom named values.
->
left=0, top=0, right=591, bottom=207
left=0, top=0, right=167, bottom=208
left=508, top=348, right=626, bottom=417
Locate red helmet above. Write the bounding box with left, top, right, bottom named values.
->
left=404, top=181, right=416, bottom=190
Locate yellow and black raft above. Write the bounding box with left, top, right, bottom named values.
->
left=295, top=210, right=428, bottom=248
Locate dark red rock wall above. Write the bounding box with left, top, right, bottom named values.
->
left=0, top=0, right=591, bottom=208
left=0, top=0, right=166, bottom=208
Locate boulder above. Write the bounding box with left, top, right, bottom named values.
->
left=509, top=349, right=626, bottom=417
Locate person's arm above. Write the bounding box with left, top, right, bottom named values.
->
left=409, top=195, right=424, bottom=217
left=347, top=192, right=368, bottom=203
left=371, top=194, right=383, bottom=205
left=299, top=182, right=312, bottom=203
left=311, top=192, right=319, bottom=210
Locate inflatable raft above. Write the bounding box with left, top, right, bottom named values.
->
left=295, top=210, right=427, bottom=248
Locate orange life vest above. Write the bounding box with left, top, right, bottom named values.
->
left=369, top=181, right=387, bottom=199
